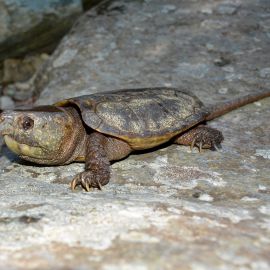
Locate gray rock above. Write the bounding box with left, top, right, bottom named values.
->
left=259, top=67, right=270, bottom=78
left=2, top=54, right=49, bottom=84
left=0, top=95, right=15, bottom=109
left=32, top=0, right=270, bottom=104
left=0, top=0, right=83, bottom=61
left=215, top=3, right=239, bottom=15
left=1, top=0, right=270, bottom=269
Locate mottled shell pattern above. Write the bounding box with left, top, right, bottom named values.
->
left=55, top=88, right=207, bottom=149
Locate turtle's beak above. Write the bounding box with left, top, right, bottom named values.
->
left=0, top=111, right=14, bottom=136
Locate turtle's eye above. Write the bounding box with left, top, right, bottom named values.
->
left=21, top=116, right=34, bottom=131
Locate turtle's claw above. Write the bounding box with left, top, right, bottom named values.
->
left=70, top=171, right=104, bottom=191
left=84, top=181, right=91, bottom=192
left=71, top=175, right=86, bottom=191
left=211, top=143, right=222, bottom=151
left=71, top=177, right=78, bottom=191
left=96, top=179, right=102, bottom=190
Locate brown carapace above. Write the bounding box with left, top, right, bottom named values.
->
left=0, top=88, right=269, bottom=191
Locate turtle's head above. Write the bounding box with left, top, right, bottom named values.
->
left=0, top=106, right=78, bottom=164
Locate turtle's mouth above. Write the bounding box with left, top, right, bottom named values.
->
left=4, top=135, right=44, bottom=159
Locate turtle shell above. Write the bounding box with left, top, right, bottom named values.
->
left=54, top=88, right=207, bottom=149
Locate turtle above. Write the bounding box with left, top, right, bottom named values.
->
left=0, top=87, right=269, bottom=191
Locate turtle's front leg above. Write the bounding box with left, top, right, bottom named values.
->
left=71, top=132, right=132, bottom=191
left=71, top=132, right=110, bottom=191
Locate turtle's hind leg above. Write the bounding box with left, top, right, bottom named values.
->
left=174, top=126, right=224, bottom=152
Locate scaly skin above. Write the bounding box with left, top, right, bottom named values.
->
left=174, top=126, right=224, bottom=152
left=0, top=106, right=86, bottom=165
left=0, top=88, right=269, bottom=191
left=71, top=132, right=132, bottom=191
left=0, top=106, right=132, bottom=191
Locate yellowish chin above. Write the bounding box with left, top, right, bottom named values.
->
left=4, top=135, right=43, bottom=158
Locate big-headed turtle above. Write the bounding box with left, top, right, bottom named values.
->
left=0, top=87, right=269, bottom=191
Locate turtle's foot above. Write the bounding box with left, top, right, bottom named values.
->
left=190, top=126, right=224, bottom=152
left=174, top=126, right=224, bottom=152
left=70, top=170, right=109, bottom=191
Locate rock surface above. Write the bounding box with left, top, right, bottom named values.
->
left=1, top=0, right=270, bottom=269
left=0, top=95, right=15, bottom=110
left=2, top=55, right=49, bottom=84
left=1, top=54, right=50, bottom=102
left=0, top=0, right=83, bottom=61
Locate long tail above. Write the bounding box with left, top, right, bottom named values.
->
left=205, top=89, right=270, bottom=121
